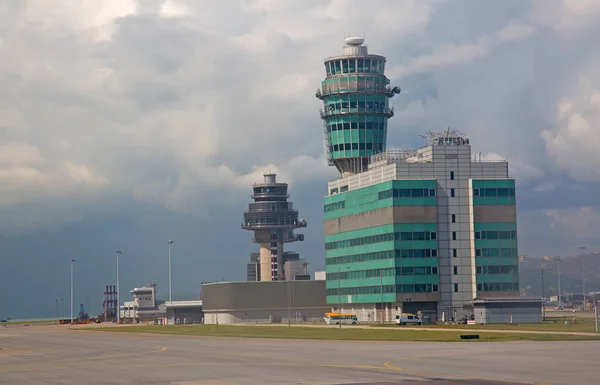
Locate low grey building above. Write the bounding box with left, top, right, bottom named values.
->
left=201, top=280, right=328, bottom=324
left=164, top=300, right=204, bottom=325
left=473, top=296, right=542, bottom=324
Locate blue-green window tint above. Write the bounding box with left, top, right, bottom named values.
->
left=396, top=284, right=438, bottom=293
left=475, top=248, right=518, bottom=257
left=326, top=248, right=438, bottom=265
left=377, top=188, right=436, bottom=199
left=324, top=231, right=437, bottom=250
left=475, top=265, right=518, bottom=275
left=476, top=283, right=518, bottom=291
left=474, top=230, right=516, bottom=240
left=324, top=180, right=437, bottom=219
left=474, top=223, right=516, bottom=231
left=324, top=222, right=437, bottom=243
left=326, top=284, right=395, bottom=296
left=472, top=179, right=516, bottom=206
left=324, top=201, right=345, bottom=212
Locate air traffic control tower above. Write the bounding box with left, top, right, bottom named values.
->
left=316, top=37, right=401, bottom=177
left=242, top=174, right=307, bottom=281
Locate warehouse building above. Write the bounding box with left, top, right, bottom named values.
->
left=473, top=297, right=542, bottom=324
left=201, top=280, right=328, bottom=324
left=164, top=300, right=204, bottom=325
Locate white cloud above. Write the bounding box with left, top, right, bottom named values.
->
left=480, top=152, right=545, bottom=181
left=159, top=0, right=192, bottom=19
left=542, top=80, right=600, bottom=181
left=0, top=142, right=45, bottom=166
left=532, top=0, right=600, bottom=35
left=543, top=206, right=600, bottom=240
left=388, top=22, right=536, bottom=79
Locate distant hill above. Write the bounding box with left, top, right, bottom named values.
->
left=519, top=253, right=600, bottom=297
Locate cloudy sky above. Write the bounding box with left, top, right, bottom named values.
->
left=1, top=0, right=599, bottom=318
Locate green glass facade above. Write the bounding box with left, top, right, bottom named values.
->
left=324, top=180, right=439, bottom=305
left=472, top=179, right=519, bottom=292
left=317, top=53, right=399, bottom=173
left=472, top=179, right=516, bottom=205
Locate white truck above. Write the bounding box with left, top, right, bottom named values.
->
left=395, top=312, right=422, bottom=325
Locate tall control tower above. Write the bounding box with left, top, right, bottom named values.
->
left=316, top=37, right=401, bottom=177
left=242, top=174, right=307, bottom=281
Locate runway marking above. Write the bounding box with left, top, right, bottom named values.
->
left=383, top=359, right=542, bottom=385
left=0, top=347, right=167, bottom=373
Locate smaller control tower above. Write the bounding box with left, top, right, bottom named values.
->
left=242, top=174, right=307, bottom=281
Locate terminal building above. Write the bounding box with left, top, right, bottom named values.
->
left=317, top=37, right=520, bottom=322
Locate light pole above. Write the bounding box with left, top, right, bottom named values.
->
left=168, top=240, right=174, bottom=303
left=338, top=267, right=342, bottom=329
left=287, top=277, right=291, bottom=327
left=541, top=267, right=552, bottom=321
left=580, top=246, right=586, bottom=311
left=555, top=256, right=562, bottom=305
left=518, top=255, right=528, bottom=296
left=116, top=250, right=122, bottom=323
left=70, top=259, right=76, bottom=324
left=380, top=268, right=384, bottom=324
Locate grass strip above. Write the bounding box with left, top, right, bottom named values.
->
left=89, top=324, right=600, bottom=342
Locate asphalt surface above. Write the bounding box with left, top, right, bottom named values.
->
left=0, top=325, right=597, bottom=385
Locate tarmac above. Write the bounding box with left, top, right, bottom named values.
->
left=0, top=324, right=597, bottom=385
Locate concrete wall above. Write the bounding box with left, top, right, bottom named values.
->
left=167, top=307, right=204, bottom=325
left=475, top=302, right=542, bottom=324
left=323, top=206, right=438, bottom=235
left=201, top=280, right=329, bottom=324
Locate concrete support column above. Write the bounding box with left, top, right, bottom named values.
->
left=259, top=242, right=273, bottom=282
left=277, top=242, right=284, bottom=280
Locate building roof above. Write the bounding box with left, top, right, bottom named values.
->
left=473, top=296, right=542, bottom=304
left=164, top=300, right=203, bottom=308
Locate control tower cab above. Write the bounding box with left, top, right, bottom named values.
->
left=316, top=37, right=401, bottom=177
left=242, top=174, right=307, bottom=281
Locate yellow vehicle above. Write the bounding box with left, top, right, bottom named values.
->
left=324, top=312, right=358, bottom=325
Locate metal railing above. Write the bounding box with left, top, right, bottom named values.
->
left=320, top=107, right=394, bottom=119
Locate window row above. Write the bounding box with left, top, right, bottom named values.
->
left=325, top=59, right=385, bottom=75
left=243, top=217, right=299, bottom=227
left=473, top=188, right=515, bottom=198
left=326, top=121, right=386, bottom=132
left=326, top=283, right=439, bottom=296
left=327, top=266, right=438, bottom=281
left=322, top=75, right=388, bottom=89
left=475, top=265, right=518, bottom=275
left=477, top=282, right=518, bottom=292
left=324, top=201, right=346, bottom=212
left=326, top=248, right=438, bottom=265
left=325, top=93, right=388, bottom=104
left=475, top=230, right=517, bottom=240
left=253, top=186, right=286, bottom=195
left=378, top=188, right=436, bottom=199
left=475, top=248, right=518, bottom=257
left=325, top=231, right=437, bottom=250
left=321, top=105, right=391, bottom=117
left=328, top=142, right=384, bottom=152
